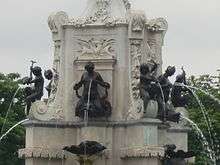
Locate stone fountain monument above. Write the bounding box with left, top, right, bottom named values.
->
left=19, top=0, right=191, bottom=164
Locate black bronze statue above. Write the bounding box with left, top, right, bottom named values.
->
left=22, top=62, right=44, bottom=115
left=163, top=144, right=196, bottom=165
left=44, top=69, right=53, bottom=97
left=157, top=66, right=180, bottom=122
left=63, top=141, right=106, bottom=156
left=74, top=62, right=111, bottom=118
left=138, top=63, right=181, bottom=123
left=171, top=67, right=190, bottom=108
left=158, top=66, right=176, bottom=103
left=139, top=60, right=160, bottom=114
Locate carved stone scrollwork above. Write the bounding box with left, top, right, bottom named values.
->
left=19, top=148, right=68, bottom=159
left=29, top=101, right=64, bottom=121
left=130, top=11, right=146, bottom=32
left=76, top=38, right=116, bottom=60
left=146, top=17, right=168, bottom=46
left=95, top=0, right=112, bottom=20
left=127, top=39, right=144, bottom=120
left=146, top=18, right=168, bottom=32
left=120, top=146, right=164, bottom=159
left=123, top=0, right=131, bottom=10
left=72, top=0, right=113, bottom=26
left=48, top=11, right=69, bottom=33
left=68, top=0, right=129, bottom=27
left=45, top=12, right=68, bottom=121
left=69, top=17, right=127, bottom=27
left=145, top=18, right=168, bottom=72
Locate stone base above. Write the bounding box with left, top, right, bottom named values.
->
left=20, top=119, right=189, bottom=165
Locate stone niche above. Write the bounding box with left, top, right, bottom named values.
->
left=68, top=25, right=129, bottom=121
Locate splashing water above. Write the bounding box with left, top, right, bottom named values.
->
left=175, top=83, right=217, bottom=160
left=84, top=79, right=92, bottom=127
left=188, top=85, right=220, bottom=108
left=0, top=119, right=29, bottom=142
left=181, top=115, right=216, bottom=165
left=157, top=83, right=166, bottom=121
left=82, top=79, right=93, bottom=165
left=0, top=87, right=21, bottom=135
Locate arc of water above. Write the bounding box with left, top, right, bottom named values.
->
left=82, top=79, right=93, bottom=165
left=188, top=85, right=220, bottom=107
left=157, top=83, right=166, bottom=122
left=181, top=115, right=216, bottom=165
left=0, top=87, right=21, bottom=135
left=174, top=83, right=217, bottom=159
left=0, top=119, right=29, bottom=142
left=85, top=79, right=92, bottom=127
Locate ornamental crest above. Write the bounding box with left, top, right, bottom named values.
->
left=76, top=38, right=116, bottom=59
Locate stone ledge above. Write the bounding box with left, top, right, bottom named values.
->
left=18, top=148, right=68, bottom=160
left=23, top=118, right=163, bottom=128
left=19, top=148, right=111, bottom=160
left=120, top=146, right=164, bottom=159
left=167, top=127, right=191, bottom=133
left=63, top=23, right=128, bottom=29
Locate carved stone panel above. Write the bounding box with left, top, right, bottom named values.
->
left=76, top=38, right=116, bottom=60
left=127, top=39, right=144, bottom=120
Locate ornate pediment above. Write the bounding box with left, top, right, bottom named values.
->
left=68, top=0, right=130, bottom=26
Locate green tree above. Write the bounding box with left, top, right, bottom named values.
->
left=0, top=73, right=25, bottom=165
left=187, top=74, right=220, bottom=165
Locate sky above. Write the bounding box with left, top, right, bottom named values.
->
left=0, top=0, right=220, bottom=77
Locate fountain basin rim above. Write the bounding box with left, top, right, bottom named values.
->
left=120, top=146, right=165, bottom=159
left=23, top=118, right=164, bottom=128
left=19, top=147, right=111, bottom=160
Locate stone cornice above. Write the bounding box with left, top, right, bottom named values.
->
left=22, top=118, right=163, bottom=128
left=18, top=148, right=68, bottom=160
left=19, top=148, right=111, bottom=160
left=120, top=146, right=164, bottom=159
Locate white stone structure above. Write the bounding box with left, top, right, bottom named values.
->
left=19, top=0, right=189, bottom=165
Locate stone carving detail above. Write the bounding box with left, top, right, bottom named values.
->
left=76, top=38, right=116, bottom=59
left=146, top=18, right=168, bottom=32
left=19, top=147, right=111, bottom=161
left=120, top=146, right=164, bottom=159
left=48, top=11, right=69, bottom=33
left=19, top=148, right=67, bottom=159
left=123, top=0, right=131, bottom=10
left=72, top=0, right=112, bottom=25
left=94, top=0, right=112, bottom=21
left=69, top=17, right=127, bottom=27
left=146, top=18, right=168, bottom=47
left=47, top=12, right=68, bottom=120
left=144, top=18, right=168, bottom=72
left=68, top=0, right=129, bottom=27
left=29, top=101, right=64, bottom=121
left=127, top=39, right=143, bottom=120
left=130, top=11, right=146, bottom=32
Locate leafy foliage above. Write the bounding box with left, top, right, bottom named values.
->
left=0, top=73, right=25, bottom=165
left=187, top=74, right=220, bottom=164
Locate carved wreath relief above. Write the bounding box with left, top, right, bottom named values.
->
left=77, top=38, right=116, bottom=58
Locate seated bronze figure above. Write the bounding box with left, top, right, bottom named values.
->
left=74, top=62, right=111, bottom=118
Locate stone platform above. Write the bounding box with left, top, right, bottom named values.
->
left=19, top=119, right=189, bottom=165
